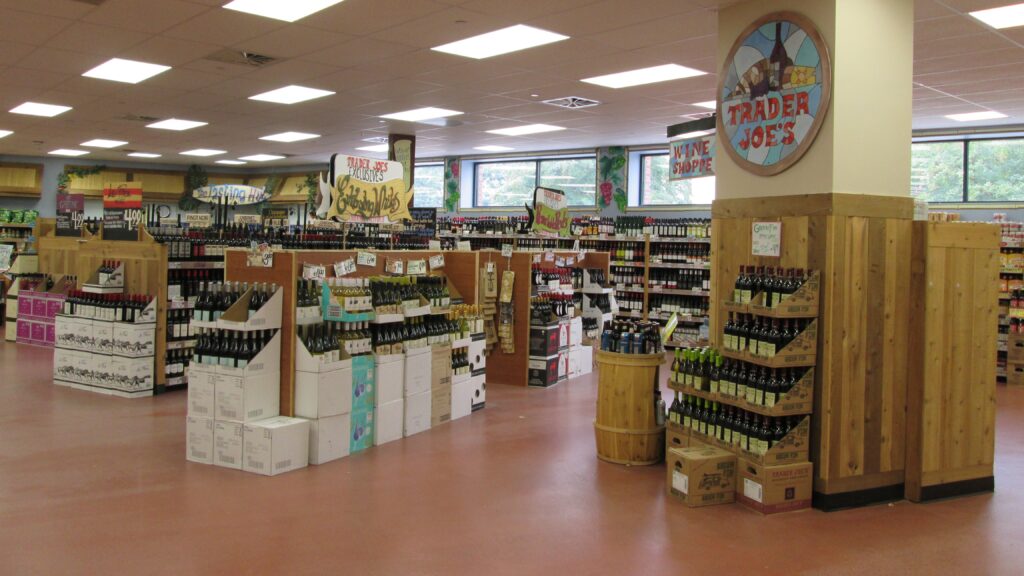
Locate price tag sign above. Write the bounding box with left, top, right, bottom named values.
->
left=334, top=258, right=356, bottom=277
left=578, top=251, right=585, bottom=263
left=555, top=257, right=565, bottom=267
left=501, top=244, right=514, bottom=258
left=233, top=214, right=261, bottom=225
left=185, top=213, right=212, bottom=229
left=357, top=251, right=377, bottom=267
left=486, top=261, right=495, bottom=273
left=544, top=251, right=555, bottom=262
left=407, top=259, right=427, bottom=275
left=386, top=258, right=404, bottom=275
left=457, top=241, right=472, bottom=251
left=429, top=254, right=445, bottom=270
left=573, top=239, right=580, bottom=252
left=302, top=263, right=326, bottom=281
left=247, top=242, right=273, bottom=267
left=428, top=240, right=441, bottom=250
left=566, top=257, right=575, bottom=266
left=532, top=254, right=541, bottom=263
left=0, top=244, right=12, bottom=272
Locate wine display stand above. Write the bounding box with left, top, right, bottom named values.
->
left=997, top=221, right=1023, bottom=383
left=670, top=368, right=815, bottom=418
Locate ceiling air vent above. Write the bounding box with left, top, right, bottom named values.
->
left=71, top=0, right=108, bottom=5
left=542, top=96, right=600, bottom=110
left=204, top=49, right=279, bottom=68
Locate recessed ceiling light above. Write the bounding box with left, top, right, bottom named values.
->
left=81, top=139, right=128, bottom=149
left=181, top=149, right=226, bottom=157
left=0, top=130, right=12, bottom=139
left=128, top=152, right=161, bottom=158
left=147, top=118, right=207, bottom=131
left=945, top=111, right=1008, bottom=122
left=223, top=0, right=345, bottom=22
left=82, top=58, right=171, bottom=84
left=432, top=24, right=569, bottom=59
left=238, top=154, right=285, bottom=162
left=356, top=144, right=389, bottom=153
left=380, top=107, right=463, bottom=123
left=260, top=131, right=320, bottom=142
left=217, top=160, right=247, bottom=165
left=582, top=64, right=707, bottom=89
left=486, top=124, right=565, bottom=136
left=474, top=145, right=515, bottom=152
left=249, top=85, right=335, bottom=105
left=49, top=149, right=88, bottom=157
left=693, top=101, right=717, bottom=109
left=969, top=3, right=1024, bottom=29
left=10, top=102, right=72, bottom=117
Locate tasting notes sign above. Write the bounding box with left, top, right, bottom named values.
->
left=315, top=154, right=413, bottom=224
left=751, top=221, right=782, bottom=257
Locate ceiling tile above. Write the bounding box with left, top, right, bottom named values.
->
left=82, top=0, right=210, bottom=33
left=164, top=8, right=287, bottom=47
left=0, top=8, right=74, bottom=45
left=301, top=38, right=421, bottom=68
left=368, top=7, right=513, bottom=48
left=45, top=22, right=152, bottom=58
left=304, top=0, right=449, bottom=35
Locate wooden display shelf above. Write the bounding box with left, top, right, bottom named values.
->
left=648, top=287, right=709, bottom=297
left=682, top=414, right=811, bottom=467
left=721, top=271, right=821, bottom=318
left=648, top=262, right=709, bottom=270
left=720, top=320, right=818, bottom=368
left=666, top=367, right=814, bottom=417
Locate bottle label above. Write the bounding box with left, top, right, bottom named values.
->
left=709, top=379, right=719, bottom=394
left=761, top=343, right=776, bottom=358
left=745, top=387, right=757, bottom=404
left=765, top=393, right=777, bottom=407
left=683, top=415, right=691, bottom=429
left=740, top=289, right=752, bottom=304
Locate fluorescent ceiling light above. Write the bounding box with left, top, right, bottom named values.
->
left=260, top=131, right=320, bottom=143
left=128, top=152, right=161, bottom=158
left=969, top=3, right=1024, bottom=29
left=432, top=24, right=569, bottom=59
left=81, top=139, right=128, bottom=148
left=249, top=85, right=335, bottom=104
left=147, top=118, right=207, bottom=131
left=693, top=101, right=717, bottom=109
left=238, top=154, right=285, bottom=162
left=474, top=145, right=515, bottom=152
left=223, top=0, right=345, bottom=22
left=945, top=111, right=1008, bottom=122
left=486, top=124, right=565, bottom=136
left=180, top=149, right=226, bottom=157
left=356, top=144, right=389, bottom=153
left=379, top=107, right=463, bottom=123
left=0, top=130, right=12, bottom=139
left=10, top=102, right=71, bottom=117
left=49, top=149, right=88, bottom=157
left=82, top=58, right=170, bottom=84
left=217, top=160, right=247, bottom=165
left=582, top=64, right=706, bottom=89
left=670, top=130, right=713, bottom=140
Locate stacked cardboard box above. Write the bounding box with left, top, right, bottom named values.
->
left=350, top=355, right=376, bottom=453
left=16, top=276, right=72, bottom=348
left=294, top=336, right=353, bottom=465
left=666, top=446, right=737, bottom=507
left=374, top=353, right=404, bottom=446
left=431, top=344, right=452, bottom=426
left=404, top=345, right=432, bottom=436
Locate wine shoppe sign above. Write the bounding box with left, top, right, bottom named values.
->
left=718, top=12, right=831, bottom=176
left=314, top=154, right=412, bottom=223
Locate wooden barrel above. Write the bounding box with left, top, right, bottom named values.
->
left=594, top=350, right=665, bottom=466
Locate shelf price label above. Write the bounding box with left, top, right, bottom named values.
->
left=385, top=258, right=404, bottom=275
left=302, top=263, right=327, bottom=281
left=544, top=251, right=555, bottom=262
left=501, top=244, right=514, bottom=258
left=555, top=256, right=565, bottom=267
left=247, top=242, right=273, bottom=267
left=428, top=240, right=441, bottom=250
left=408, top=259, right=427, bottom=275
left=334, top=258, right=356, bottom=277
left=428, top=254, right=445, bottom=270
left=457, top=241, right=472, bottom=251
left=357, top=251, right=377, bottom=267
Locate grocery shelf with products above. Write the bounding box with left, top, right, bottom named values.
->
left=998, top=219, right=1024, bottom=383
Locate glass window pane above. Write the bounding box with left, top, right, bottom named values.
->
left=413, top=165, right=444, bottom=208
left=538, top=158, right=596, bottom=206
left=475, top=161, right=537, bottom=207
left=911, top=142, right=964, bottom=202
left=641, top=154, right=715, bottom=205
left=968, top=139, right=1024, bottom=202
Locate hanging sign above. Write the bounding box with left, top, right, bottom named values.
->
left=428, top=254, right=445, bottom=270
left=185, top=213, right=212, bottom=229
left=316, top=154, right=412, bottom=223
left=670, top=134, right=716, bottom=180
left=193, top=184, right=270, bottom=205
left=334, top=258, right=356, bottom=277
left=407, top=259, right=427, bottom=275
left=0, top=244, right=12, bottom=272
left=56, top=194, right=84, bottom=237
left=531, top=187, right=570, bottom=237
left=102, top=182, right=143, bottom=241
left=408, top=207, right=437, bottom=239
left=501, top=244, right=514, bottom=258
left=718, top=11, right=831, bottom=176
left=357, top=251, right=377, bottom=267
left=457, top=241, right=471, bottom=251
left=302, top=263, right=327, bottom=281
left=752, top=221, right=782, bottom=257
left=247, top=242, right=273, bottom=267
left=234, top=214, right=261, bottom=225
left=385, top=258, right=404, bottom=275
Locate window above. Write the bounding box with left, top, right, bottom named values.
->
left=968, top=139, right=1024, bottom=202
left=639, top=153, right=715, bottom=205
left=911, top=142, right=964, bottom=202
left=472, top=156, right=596, bottom=207
left=413, top=164, right=444, bottom=208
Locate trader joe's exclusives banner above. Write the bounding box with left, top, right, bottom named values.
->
left=670, top=134, right=715, bottom=180
left=531, top=186, right=570, bottom=237
left=315, top=154, right=412, bottom=223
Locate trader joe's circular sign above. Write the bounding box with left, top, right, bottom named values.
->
left=718, top=11, right=831, bottom=176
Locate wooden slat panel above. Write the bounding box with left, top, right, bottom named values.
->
left=883, top=219, right=911, bottom=472
left=840, top=217, right=868, bottom=479
left=207, top=175, right=245, bottom=186
left=68, top=169, right=130, bottom=197
left=863, top=218, right=886, bottom=475
left=137, top=173, right=184, bottom=196
left=0, top=163, right=42, bottom=197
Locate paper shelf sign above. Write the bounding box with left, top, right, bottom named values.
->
left=102, top=182, right=143, bottom=242
left=407, top=260, right=426, bottom=275
left=314, top=154, right=412, bottom=224
left=302, top=263, right=326, bottom=280
left=429, top=254, right=445, bottom=270
left=752, top=222, right=782, bottom=257
left=501, top=244, right=513, bottom=258
left=334, top=258, right=356, bottom=277
left=357, top=252, right=377, bottom=267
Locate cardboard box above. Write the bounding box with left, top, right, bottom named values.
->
left=557, top=350, right=569, bottom=381
left=215, top=373, right=280, bottom=423
left=243, top=416, right=310, bottom=476
left=529, top=325, right=560, bottom=357
left=666, top=423, right=690, bottom=453
left=1009, top=362, right=1024, bottom=386
left=736, top=459, right=813, bottom=515
left=186, top=416, right=214, bottom=465
left=214, top=420, right=244, bottom=469
left=431, top=384, right=451, bottom=426
left=579, top=346, right=593, bottom=376
left=468, top=338, right=487, bottom=377
left=350, top=408, right=374, bottom=454
left=294, top=367, right=352, bottom=419
left=404, top=390, right=431, bottom=437
left=351, top=355, right=376, bottom=413
left=91, top=320, right=114, bottom=354
left=528, top=355, right=559, bottom=388
left=187, top=372, right=216, bottom=417
left=112, top=322, right=156, bottom=358
left=404, top=345, right=432, bottom=396
left=375, top=354, right=405, bottom=406
left=431, top=344, right=452, bottom=390
left=666, top=446, right=736, bottom=508
left=374, top=398, right=404, bottom=446
left=451, top=379, right=474, bottom=421
left=1009, top=333, right=1024, bottom=363
left=308, top=413, right=350, bottom=465
left=557, top=320, right=569, bottom=350
left=569, top=317, right=583, bottom=347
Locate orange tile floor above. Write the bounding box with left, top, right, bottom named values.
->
left=0, top=340, right=1018, bottom=575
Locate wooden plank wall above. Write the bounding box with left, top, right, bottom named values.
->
left=712, top=194, right=914, bottom=505
left=905, top=222, right=998, bottom=501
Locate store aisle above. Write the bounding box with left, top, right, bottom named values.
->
left=0, top=340, right=1021, bottom=575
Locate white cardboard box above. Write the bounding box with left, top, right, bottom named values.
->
left=404, top=390, right=431, bottom=437
left=186, top=416, right=214, bottom=465
left=374, top=398, right=404, bottom=446
left=243, top=416, right=310, bottom=476
left=213, top=420, right=244, bottom=469
left=112, top=322, right=156, bottom=358
left=579, top=345, right=593, bottom=375
left=294, top=367, right=352, bottom=419
left=308, top=413, right=350, bottom=465
left=451, top=379, right=474, bottom=421
left=375, top=354, right=405, bottom=406
left=215, top=373, right=280, bottom=423
left=470, top=374, right=486, bottom=411
left=404, top=346, right=431, bottom=397
left=468, top=338, right=487, bottom=376
left=187, top=373, right=216, bottom=417
left=569, top=317, right=583, bottom=348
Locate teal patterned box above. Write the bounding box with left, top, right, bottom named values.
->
left=350, top=407, right=375, bottom=454
left=351, top=355, right=376, bottom=412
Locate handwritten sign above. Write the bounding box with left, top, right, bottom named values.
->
left=501, top=244, right=513, bottom=258
left=531, top=187, right=569, bottom=237
left=407, top=259, right=426, bottom=275
left=385, top=258, right=404, bottom=275
left=670, top=134, right=715, bottom=180
left=457, top=241, right=471, bottom=251
left=334, top=258, right=356, bottom=277
left=247, top=243, right=273, bottom=267
left=234, top=214, right=261, bottom=225
left=56, top=194, right=84, bottom=237
left=185, top=213, right=212, bottom=229
left=428, top=240, right=441, bottom=250
left=752, top=221, right=782, bottom=257
left=428, top=254, right=445, bottom=270
left=0, top=244, right=12, bottom=271
left=302, top=263, right=327, bottom=281
left=544, top=251, right=554, bottom=262
left=317, top=154, right=412, bottom=223
left=193, top=184, right=270, bottom=205
left=357, top=251, right=377, bottom=267
left=102, top=182, right=143, bottom=241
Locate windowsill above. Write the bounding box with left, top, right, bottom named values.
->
left=928, top=202, right=1024, bottom=209
left=458, top=206, right=599, bottom=213
left=627, top=204, right=712, bottom=212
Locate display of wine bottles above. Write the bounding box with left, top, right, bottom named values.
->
left=610, top=265, right=644, bottom=287
left=615, top=291, right=643, bottom=313
left=722, top=314, right=811, bottom=357
left=451, top=349, right=470, bottom=376
left=193, top=328, right=277, bottom=369
left=648, top=294, right=709, bottom=318
left=167, top=309, right=195, bottom=341
left=610, top=242, right=646, bottom=264
left=531, top=265, right=573, bottom=287
left=667, top=394, right=802, bottom=456
left=168, top=269, right=221, bottom=301
left=648, top=268, right=709, bottom=292
left=599, top=319, right=664, bottom=354
left=732, top=266, right=811, bottom=307
left=61, top=292, right=151, bottom=322
left=649, top=243, right=711, bottom=265
left=193, top=281, right=277, bottom=322
left=671, top=346, right=809, bottom=407
left=530, top=293, right=574, bottom=320
left=165, top=349, right=191, bottom=381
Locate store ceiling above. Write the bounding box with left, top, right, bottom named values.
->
left=0, top=0, right=1020, bottom=166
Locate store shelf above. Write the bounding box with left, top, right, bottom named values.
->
left=167, top=261, right=225, bottom=270
left=615, top=286, right=645, bottom=294
left=649, top=313, right=707, bottom=324
left=649, top=236, right=711, bottom=244
left=720, top=348, right=817, bottom=368
left=166, top=339, right=196, bottom=350
left=167, top=300, right=195, bottom=310
left=667, top=376, right=812, bottom=418
left=610, top=261, right=645, bottom=268
left=0, top=223, right=34, bottom=229
left=165, top=376, right=188, bottom=387
left=648, top=262, right=710, bottom=270
left=648, top=288, right=710, bottom=297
